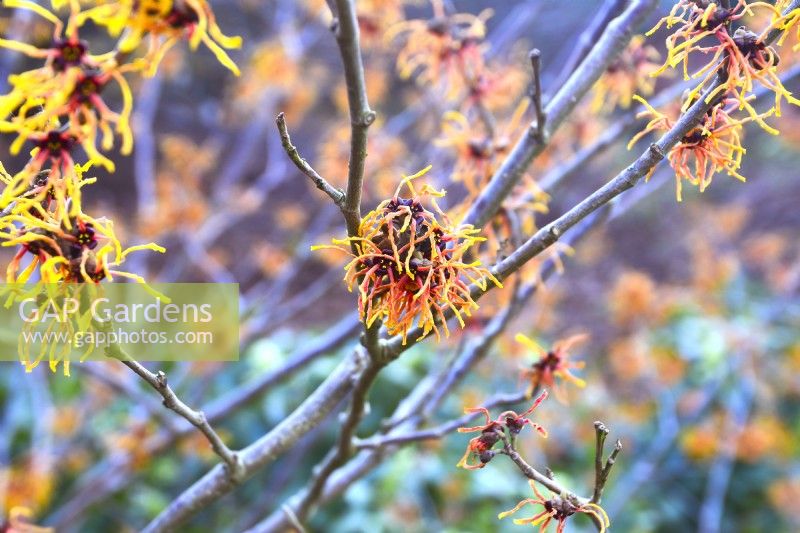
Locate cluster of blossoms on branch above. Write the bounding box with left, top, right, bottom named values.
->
left=315, top=167, right=500, bottom=343
left=387, top=2, right=493, bottom=101
left=456, top=390, right=610, bottom=532
left=631, top=0, right=800, bottom=200
left=0, top=0, right=241, bottom=373
left=456, top=390, right=549, bottom=470
left=591, top=35, right=663, bottom=113
left=498, top=479, right=610, bottom=533
left=389, top=2, right=544, bottom=196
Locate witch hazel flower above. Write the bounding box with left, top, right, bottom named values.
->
left=628, top=94, right=769, bottom=201
left=499, top=479, right=610, bottom=532
left=515, top=333, right=588, bottom=403
left=314, top=166, right=500, bottom=343
left=456, top=390, right=549, bottom=470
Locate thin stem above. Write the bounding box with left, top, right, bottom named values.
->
left=106, top=344, right=245, bottom=482
left=529, top=49, right=546, bottom=143
left=497, top=432, right=586, bottom=504
left=354, top=391, right=527, bottom=450
left=462, top=0, right=657, bottom=229
left=331, top=0, right=376, bottom=238
left=292, top=352, right=386, bottom=525
left=276, top=112, right=345, bottom=206
left=591, top=421, right=622, bottom=503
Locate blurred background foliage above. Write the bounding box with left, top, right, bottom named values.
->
left=1, top=0, right=800, bottom=532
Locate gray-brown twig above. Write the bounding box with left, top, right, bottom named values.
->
left=529, top=48, right=546, bottom=143
left=462, top=0, right=657, bottom=229
left=276, top=112, right=345, bottom=206
left=497, top=432, right=586, bottom=504
left=592, top=421, right=622, bottom=504
left=105, top=344, right=245, bottom=482
left=331, top=0, right=376, bottom=239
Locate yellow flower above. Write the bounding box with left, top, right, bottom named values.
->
left=0, top=0, right=133, bottom=161
left=80, top=0, right=243, bottom=76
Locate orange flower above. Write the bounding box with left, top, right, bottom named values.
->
left=515, top=333, right=587, bottom=402
left=456, top=391, right=548, bottom=470
left=435, top=100, right=541, bottom=197
left=648, top=0, right=774, bottom=81
left=498, top=479, right=610, bottom=532
left=314, top=166, right=500, bottom=343
left=690, top=26, right=797, bottom=131
left=646, top=0, right=796, bottom=132
left=629, top=95, right=763, bottom=201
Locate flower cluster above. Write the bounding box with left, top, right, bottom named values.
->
left=629, top=94, right=760, bottom=201
left=0, top=0, right=240, bottom=373
left=435, top=101, right=537, bottom=195
left=80, top=0, right=242, bottom=76
left=632, top=0, right=800, bottom=199
left=315, top=167, right=500, bottom=343
left=498, top=479, right=610, bottom=533
left=0, top=168, right=163, bottom=285
left=387, top=6, right=491, bottom=100
left=456, top=390, right=548, bottom=470
left=0, top=0, right=240, bottom=192
left=388, top=3, right=548, bottom=268
left=649, top=0, right=770, bottom=81
left=515, top=333, right=588, bottom=403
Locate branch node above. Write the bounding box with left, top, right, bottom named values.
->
left=649, top=142, right=666, bottom=160
left=226, top=453, right=247, bottom=484
left=359, top=110, right=377, bottom=127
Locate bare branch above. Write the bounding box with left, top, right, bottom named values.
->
left=497, top=432, right=586, bottom=503
left=354, top=391, right=527, bottom=450
left=141, top=348, right=366, bottom=533
left=529, top=49, right=546, bottom=143
left=105, top=344, right=245, bottom=482
left=332, top=0, right=377, bottom=238
left=591, top=421, right=622, bottom=504
left=548, top=0, right=627, bottom=93
left=276, top=112, right=345, bottom=206
left=79, top=362, right=178, bottom=430
left=287, top=352, right=385, bottom=526
left=462, top=0, right=657, bottom=228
